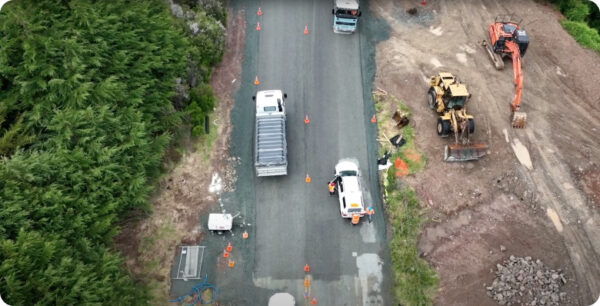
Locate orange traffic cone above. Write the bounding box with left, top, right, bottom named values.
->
left=311, top=297, right=318, bottom=305
left=254, top=76, right=260, bottom=85
left=228, top=260, right=235, bottom=268
left=304, top=115, right=310, bottom=124
left=421, top=0, right=426, bottom=6
left=223, top=250, right=230, bottom=258
left=226, top=241, right=233, bottom=252
left=242, top=230, right=249, bottom=239
left=371, top=114, right=377, bottom=123
left=304, top=264, right=310, bottom=272
left=304, top=25, right=309, bottom=35
left=304, top=276, right=310, bottom=287
left=257, top=7, right=262, bottom=16
left=256, top=21, right=261, bottom=31
left=305, top=174, right=311, bottom=183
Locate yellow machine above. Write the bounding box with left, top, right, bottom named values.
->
left=428, top=72, right=488, bottom=162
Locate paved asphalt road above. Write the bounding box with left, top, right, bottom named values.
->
left=221, top=1, right=392, bottom=304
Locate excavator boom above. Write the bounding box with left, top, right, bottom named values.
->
left=507, top=42, right=527, bottom=128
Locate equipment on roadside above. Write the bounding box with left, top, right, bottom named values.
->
left=332, top=159, right=365, bottom=224
left=481, top=15, right=529, bottom=128
left=428, top=72, right=488, bottom=162
left=207, top=212, right=241, bottom=234
left=253, top=90, right=288, bottom=176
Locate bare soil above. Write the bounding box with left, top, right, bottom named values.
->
left=369, top=0, right=600, bottom=305
left=113, top=9, right=245, bottom=303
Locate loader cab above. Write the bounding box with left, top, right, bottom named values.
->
left=445, top=84, right=469, bottom=110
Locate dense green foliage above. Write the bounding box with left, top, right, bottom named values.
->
left=561, top=20, right=600, bottom=51
left=547, top=0, right=600, bottom=52
left=0, top=0, right=224, bottom=304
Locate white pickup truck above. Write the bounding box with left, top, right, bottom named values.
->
left=334, top=160, right=365, bottom=223
left=253, top=90, right=288, bottom=177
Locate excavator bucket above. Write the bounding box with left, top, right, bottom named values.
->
left=511, top=111, right=527, bottom=128
left=444, top=143, right=488, bottom=162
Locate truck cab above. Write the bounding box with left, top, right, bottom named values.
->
left=332, top=0, right=361, bottom=34
left=255, top=90, right=286, bottom=117
left=335, top=160, right=365, bottom=222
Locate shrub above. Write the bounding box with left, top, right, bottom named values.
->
left=561, top=20, right=600, bottom=52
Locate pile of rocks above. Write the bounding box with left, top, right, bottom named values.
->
left=486, top=256, right=568, bottom=305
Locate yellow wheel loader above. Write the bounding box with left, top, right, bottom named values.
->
left=428, top=72, right=488, bottom=162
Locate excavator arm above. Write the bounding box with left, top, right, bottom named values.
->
left=506, top=41, right=527, bottom=128
left=507, top=42, right=522, bottom=112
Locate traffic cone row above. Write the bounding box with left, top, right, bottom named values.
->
left=252, top=7, right=314, bottom=183
left=222, top=241, right=235, bottom=268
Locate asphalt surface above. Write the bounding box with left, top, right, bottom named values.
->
left=217, top=1, right=392, bottom=304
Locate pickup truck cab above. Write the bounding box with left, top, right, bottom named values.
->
left=334, top=160, right=365, bottom=222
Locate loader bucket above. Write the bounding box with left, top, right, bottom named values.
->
left=444, top=143, right=488, bottom=162
left=511, top=111, right=527, bottom=128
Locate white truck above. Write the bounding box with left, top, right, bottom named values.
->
left=332, top=0, right=361, bottom=33
left=334, top=159, right=365, bottom=223
left=253, top=90, right=288, bottom=177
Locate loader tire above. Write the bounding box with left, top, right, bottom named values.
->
left=468, top=118, right=475, bottom=134
left=437, top=118, right=451, bottom=137
left=428, top=89, right=436, bottom=110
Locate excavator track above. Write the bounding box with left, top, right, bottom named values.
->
left=481, top=39, right=504, bottom=70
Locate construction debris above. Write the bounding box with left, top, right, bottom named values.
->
left=392, top=110, right=409, bottom=129
left=389, top=134, right=406, bottom=147
left=486, top=256, right=569, bottom=306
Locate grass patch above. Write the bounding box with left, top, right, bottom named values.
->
left=373, top=90, right=438, bottom=305
left=195, top=116, right=219, bottom=161
left=373, top=93, right=426, bottom=174
left=384, top=173, right=438, bottom=306
left=561, top=20, right=600, bottom=52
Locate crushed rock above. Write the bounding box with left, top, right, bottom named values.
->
left=486, top=256, right=569, bottom=306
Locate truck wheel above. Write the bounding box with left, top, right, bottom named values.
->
left=437, top=118, right=450, bottom=137
left=428, top=89, right=436, bottom=110
left=468, top=118, right=475, bottom=134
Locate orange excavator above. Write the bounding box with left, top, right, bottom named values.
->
left=482, top=15, right=529, bottom=128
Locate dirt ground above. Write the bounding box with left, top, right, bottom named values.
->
left=113, top=9, right=245, bottom=303
left=369, top=0, right=600, bottom=305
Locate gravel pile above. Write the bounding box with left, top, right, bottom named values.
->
left=486, top=256, right=568, bottom=305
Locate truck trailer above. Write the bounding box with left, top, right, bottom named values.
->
left=253, top=90, right=288, bottom=177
